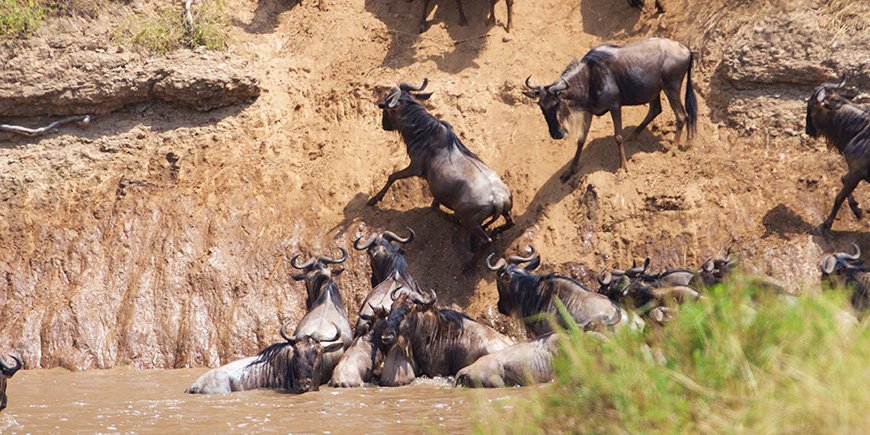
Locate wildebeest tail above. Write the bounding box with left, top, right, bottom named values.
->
left=480, top=194, right=511, bottom=229
left=685, top=51, right=698, bottom=139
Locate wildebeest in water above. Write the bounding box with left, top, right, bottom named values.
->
left=524, top=37, right=697, bottom=181
left=1, top=354, right=23, bottom=411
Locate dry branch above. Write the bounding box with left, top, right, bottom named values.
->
left=0, top=115, right=92, bottom=136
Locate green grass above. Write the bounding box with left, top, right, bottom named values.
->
left=477, top=279, right=868, bottom=434
left=0, top=0, right=48, bottom=37
left=113, top=1, right=227, bottom=52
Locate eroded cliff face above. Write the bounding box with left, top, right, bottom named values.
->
left=0, top=0, right=867, bottom=369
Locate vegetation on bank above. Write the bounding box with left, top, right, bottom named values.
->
left=477, top=279, right=868, bottom=434
left=0, top=0, right=227, bottom=51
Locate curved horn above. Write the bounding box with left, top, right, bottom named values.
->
left=834, top=243, right=861, bottom=262
left=354, top=234, right=378, bottom=250
left=410, top=289, right=437, bottom=307
left=290, top=254, right=316, bottom=270
left=507, top=245, right=537, bottom=264
left=399, top=78, right=428, bottom=93
left=0, top=355, right=22, bottom=376
left=525, top=75, right=543, bottom=91
left=319, top=247, right=348, bottom=265
left=390, top=285, right=407, bottom=301
left=820, top=255, right=837, bottom=275
left=383, top=227, right=415, bottom=244
left=598, top=270, right=612, bottom=286
left=313, top=325, right=342, bottom=343
left=627, top=257, right=651, bottom=274
left=486, top=253, right=507, bottom=271
left=280, top=321, right=297, bottom=343
left=701, top=259, right=715, bottom=272
left=547, top=79, right=568, bottom=94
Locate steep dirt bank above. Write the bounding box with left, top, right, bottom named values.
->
left=0, top=0, right=867, bottom=369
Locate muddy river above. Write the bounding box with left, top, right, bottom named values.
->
left=0, top=368, right=521, bottom=433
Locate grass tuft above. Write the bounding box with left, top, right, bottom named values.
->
left=113, top=1, right=228, bottom=52
left=0, top=0, right=48, bottom=38
left=477, top=279, right=868, bottom=434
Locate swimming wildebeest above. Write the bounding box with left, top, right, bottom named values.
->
left=524, top=37, right=697, bottom=181
left=487, top=246, right=633, bottom=335
left=185, top=323, right=344, bottom=394
left=805, top=80, right=869, bottom=230
left=289, top=249, right=354, bottom=382
left=415, top=0, right=513, bottom=33
left=1, top=354, right=23, bottom=411
left=455, top=333, right=559, bottom=388
left=820, top=243, right=868, bottom=314
left=368, top=79, right=514, bottom=252
left=379, top=289, right=513, bottom=386
left=329, top=306, right=391, bottom=388
left=351, top=228, right=421, bottom=332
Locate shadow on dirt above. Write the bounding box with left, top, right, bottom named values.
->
left=232, top=0, right=301, bottom=34
left=579, top=0, right=642, bottom=37
left=762, top=203, right=869, bottom=261
left=364, top=0, right=502, bottom=73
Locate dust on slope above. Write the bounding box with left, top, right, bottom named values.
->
left=0, top=0, right=866, bottom=368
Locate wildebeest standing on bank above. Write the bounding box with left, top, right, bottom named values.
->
left=379, top=290, right=514, bottom=386
left=289, top=249, right=354, bottom=382
left=524, top=37, right=697, bottom=181
left=415, top=0, right=514, bottom=33
left=805, top=80, right=869, bottom=230
left=455, top=333, right=559, bottom=388
left=184, top=324, right=344, bottom=394
left=1, top=354, right=23, bottom=411
left=487, top=246, right=636, bottom=335
left=368, top=79, right=514, bottom=252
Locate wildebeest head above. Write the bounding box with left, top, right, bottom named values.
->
left=806, top=78, right=855, bottom=138
left=0, top=354, right=23, bottom=412
left=698, top=250, right=737, bottom=288
left=820, top=243, right=862, bottom=282
left=290, top=248, right=347, bottom=309
left=377, top=79, right=434, bottom=131
left=380, top=288, right=436, bottom=347
left=596, top=257, right=651, bottom=303
left=279, top=322, right=343, bottom=393
left=353, top=228, right=415, bottom=285
left=486, top=246, right=542, bottom=316
left=523, top=75, right=571, bottom=140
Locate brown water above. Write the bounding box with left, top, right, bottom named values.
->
left=0, top=369, right=521, bottom=433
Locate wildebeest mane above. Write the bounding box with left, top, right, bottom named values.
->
left=250, top=341, right=293, bottom=367
left=398, top=94, right=482, bottom=163
left=829, top=104, right=870, bottom=150
left=435, top=308, right=473, bottom=329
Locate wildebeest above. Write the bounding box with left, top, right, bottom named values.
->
left=627, top=0, right=665, bottom=13
left=487, top=246, right=633, bottom=336
left=597, top=257, right=701, bottom=309
left=369, top=79, right=514, bottom=252
left=379, top=289, right=513, bottom=386
left=352, top=228, right=421, bottom=332
left=524, top=38, right=697, bottom=181
left=185, top=323, right=344, bottom=394
left=329, top=306, right=390, bottom=388
left=415, top=0, right=513, bottom=33
left=455, top=333, right=559, bottom=388
left=289, top=249, right=354, bottom=381
left=805, top=80, right=869, bottom=230
left=0, top=354, right=22, bottom=411
left=820, top=243, right=868, bottom=313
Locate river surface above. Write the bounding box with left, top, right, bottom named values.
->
left=0, top=368, right=521, bottom=433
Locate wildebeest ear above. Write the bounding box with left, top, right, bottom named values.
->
left=322, top=342, right=344, bottom=353
left=819, top=256, right=837, bottom=275
left=413, top=92, right=433, bottom=101
left=524, top=256, right=541, bottom=271
left=332, top=267, right=345, bottom=276
left=815, top=87, right=827, bottom=103
left=292, top=273, right=306, bottom=281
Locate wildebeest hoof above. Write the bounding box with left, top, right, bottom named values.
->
left=559, top=171, right=574, bottom=183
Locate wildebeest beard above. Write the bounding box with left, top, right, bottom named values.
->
left=249, top=339, right=323, bottom=393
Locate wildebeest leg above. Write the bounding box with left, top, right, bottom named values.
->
left=848, top=194, right=863, bottom=219
left=663, top=85, right=688, bottom=147
left=610, top=108, right=629, bottom=172
left=455, top=0, right=469, bottom=26
left=560, top=111, right=593, bottom=182
left=488, top=0, right=496, bottom=24
left=489, top=211, right=514, bottom=238
left=504, top=0, right=513, bottom=31
left=368, top=165, right=420, bottom=206
left=821, top=170, right=864, bottom=230
left=419, top=0, right=432, bottom=33
left=627, top=96, right=662, bottom=141
left=431, top=200, right=460, bottom=224
left=655, top=0, right=666, bottom=13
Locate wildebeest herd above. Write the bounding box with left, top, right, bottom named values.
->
left=2, top=7, right=868, bottom=413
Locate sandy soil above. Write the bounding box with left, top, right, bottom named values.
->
left=0, top=0, right=867, bottom=369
